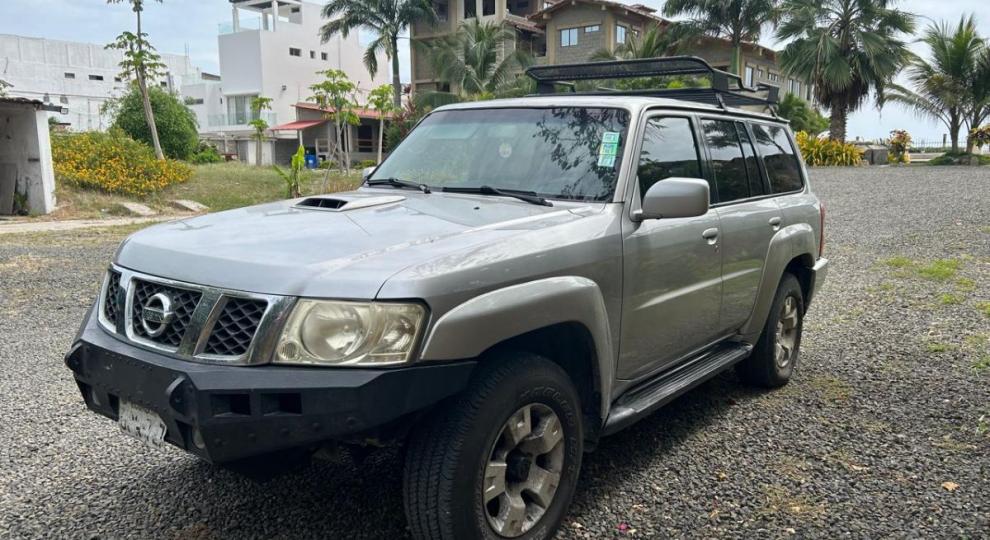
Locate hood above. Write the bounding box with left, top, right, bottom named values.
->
left=116, top=189, right=599, bottom=298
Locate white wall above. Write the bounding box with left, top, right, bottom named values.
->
left=0, top=34, right=204, bottom=132
left=0, top=103, right=55, bottom=215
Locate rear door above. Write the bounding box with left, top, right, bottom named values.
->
left=699, top=118, right=784, bottom=333
left=618, top=115, right=723, bottom=380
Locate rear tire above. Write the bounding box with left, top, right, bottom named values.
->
left=737, top=273, right=804, bottom=388
left=403, top=353, right=583, bottom=540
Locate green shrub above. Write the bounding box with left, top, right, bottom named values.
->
left=355, top=159, right=378, bottom=169
left=795, top=131, right=864, bottom=166
left=318, top=159, right=337, bottom=169
left=109, top=85, right=199, bottom=160
left=928, top=152, right=990, bottom=166
left=778, top=94, right=829, bottom=136
left=189, top=142, right=223, bottom=164
left=888, top=130, right=911, bottom=164
left=52, top=130, right=192, bottom=196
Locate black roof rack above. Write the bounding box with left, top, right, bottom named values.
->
left=525, top=56, right=779, bottom=109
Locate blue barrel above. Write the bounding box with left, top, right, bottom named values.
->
left=304, top=154, right=318, bottom=169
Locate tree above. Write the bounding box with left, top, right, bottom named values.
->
left=320, top=0, right=436, bottom=108
left=776, top=0, right=915, bottom=142
left=310, top=69, right=360, bottom=182
left=107, top=0, right=165, bottom=160
left=777, top=93, right=829, bottom=135
left=964, top=40, right=990, bottom=152
left=366, top=84, right=396, bottom=164
left=663, top=0, right=779, bottom=75
left=273, top=145, right=306, bottom=198
left=248, top=96, right=273, bottom=166
left=108, top=85, right=198, bottom=159
left=415, top=19, right=532, bottom=106
left=886, top=16, right=984, bottom=153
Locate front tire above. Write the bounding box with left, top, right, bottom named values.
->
left=403, top=353, right=583, bottom=540
left=737, top=272, right=805, bottom=387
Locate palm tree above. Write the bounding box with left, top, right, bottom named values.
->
left=662, top=0, right=779, bottom=75
left=415, top=20, right=532, bottom=106
left=964, top=44, right=990, bottom=152
left=589, top=25, right=683, bottom=61
left=776, top=0, right=915, bottom=142
left=107, top=0, right=164, bottom=160
left=886, top=16, right=987, bottom=153
left=320, top=0, right=436, bottom=108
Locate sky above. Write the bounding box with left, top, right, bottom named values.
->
left=1, top=0, right=988, bottom=142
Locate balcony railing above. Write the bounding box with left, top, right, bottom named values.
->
left=207, top=112, right=278, bottom=128
left=219, top=16, right=299, bottom=35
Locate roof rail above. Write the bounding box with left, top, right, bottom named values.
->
left=524, top=56, right=780, bottom=109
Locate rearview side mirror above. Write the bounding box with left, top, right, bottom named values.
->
left=634, top=178, right=710, bottom=221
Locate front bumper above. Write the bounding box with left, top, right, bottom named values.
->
left=806, top=257, right=829, bottom=308
left=65, top=309, right=476, bottom=463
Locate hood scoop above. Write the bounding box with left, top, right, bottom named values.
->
left=295, top=194, right=405, bottom=212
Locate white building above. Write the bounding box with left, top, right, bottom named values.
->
left=0, top=33, right=207, bottom=131
left=0, top=97, right=57, bottom=216
left=188, top=0, right=391, bottom=165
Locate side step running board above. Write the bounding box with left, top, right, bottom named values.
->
left=603, top=342, right=752, bottom=436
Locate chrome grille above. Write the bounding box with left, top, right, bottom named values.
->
left=204, top=298, right=268, bottom=356
left=130, top=279, right=202, bottom=348
left=103, top=270, right=121, bottom=327
left=96, top=266, right=290, bottom=365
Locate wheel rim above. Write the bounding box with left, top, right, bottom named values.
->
left=483, top=403, right=565, bottom=537
left=774, top=295, right=800, bottom=369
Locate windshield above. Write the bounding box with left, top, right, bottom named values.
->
left=371, top=107, right=630, bottom=202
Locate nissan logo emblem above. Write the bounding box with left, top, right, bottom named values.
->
left=140, top=292, right=176, bottom=338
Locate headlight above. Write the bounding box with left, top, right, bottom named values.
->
left=274, top=300, right=426, bottom=366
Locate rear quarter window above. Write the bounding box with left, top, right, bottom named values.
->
left=751, top=124, right=803, bottom=193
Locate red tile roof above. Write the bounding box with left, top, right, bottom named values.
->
left=294, top=102, right=393, bottom=120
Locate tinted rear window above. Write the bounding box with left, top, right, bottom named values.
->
left=702, top=119, right=750, bottom=203
left=751, top=124, right=803, bottom=193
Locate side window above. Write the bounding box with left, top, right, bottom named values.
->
left=701, top=119, right=749, bottom=203
left=737, top=122, right=766, bottom=197
left=752, top=124, right=803, bottom=193
left=636, top=117, right=703, bottom=200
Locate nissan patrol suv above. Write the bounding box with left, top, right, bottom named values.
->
left=66, top=57, right=827, bottom=539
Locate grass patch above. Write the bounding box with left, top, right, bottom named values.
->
left=938, top=293, right=964, bottom=305
left=973, top=355, right=990, bottom=373
left=882, top=256, right=914, bottom=268
left=927, top=152, right=990, bottom=166
left=49, top=163, right=362, bottom=220
left=977, top=302, right=990, bottom=318
left=808, top=375, right=852, bottom=401
left=762, top=485, right=826, bottom=518
left=915, top=259, right=961, bottom=281
left=925, top=341, right=955, bottom=353
left=956, top=277, right=976, bottom=292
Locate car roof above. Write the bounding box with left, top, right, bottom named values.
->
left=433, top=95, right=787, bottom=124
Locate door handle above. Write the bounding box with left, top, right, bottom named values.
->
left=702, top=227, right=719, bottom=244
left=768, top=217, right=782, bottom=230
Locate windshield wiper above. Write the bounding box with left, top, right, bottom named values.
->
left=366, top=177, right=432, bottom=194
left=441, top=185, right=553, bottom=207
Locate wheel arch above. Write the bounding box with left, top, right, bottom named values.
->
left=418, top=276, right=615, bottom=434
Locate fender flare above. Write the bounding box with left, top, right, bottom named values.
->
left=740, top=223, right=817, bottom=338
left=419, top=276, right=615, bottom=420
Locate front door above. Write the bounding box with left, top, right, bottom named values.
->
left=618, top=115, right=723, bottom=380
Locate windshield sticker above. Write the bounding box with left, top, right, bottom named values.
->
left=498, top=142, right=513, bottom=158
left=598, top=131, right=620, bottom=168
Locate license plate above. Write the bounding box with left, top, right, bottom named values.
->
left=118, top=401, right=167, bottom=449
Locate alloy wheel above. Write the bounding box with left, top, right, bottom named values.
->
left=774, top=295, right=800, bottom=369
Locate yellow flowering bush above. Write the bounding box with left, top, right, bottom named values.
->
left=795, top=131, right=864, bottom=166
left=52, top=130, right=192, bottom=196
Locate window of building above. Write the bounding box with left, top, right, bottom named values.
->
left=483, top=0, right=495, bottom=16
left=64, top=72, right=75, bottom=79
left=88, top=74, right=104, bottom=81
left=159, top=81, right=168, bottom=88
left=464, top=0, right=476, bottom=18
left=114, top=76, right=122, bottom=83
left=768, top=72, right=779, bottom=82
left=757, top=68, right=764, bottom=80
left=793, top=81, right=801, bottom=97
left=321, top=52, right=328, bottom=61
left=751, top=124, right=803, bottom=193
left=702, top=119, right=750, bottom=203
left=560, top=27, right=578, bottom=47
left=357, top=124, right=374, bottom=152
left=227, top=94, right=258, bottom=125
left=435, top=0, right=449, bottom=21
left=744, top=65, right=754, bottom=87
left=289, top=47, right=301, bottom=57
left=310, top=50, right=316, bottom=59
left=584, top=25, right=600, bottom=32
left=637, top=117, right=702, bottom=200
left=616, top=24, right=627, bottom=44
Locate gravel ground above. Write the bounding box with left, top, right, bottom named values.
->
left=1, top=166, right=988, bottom=539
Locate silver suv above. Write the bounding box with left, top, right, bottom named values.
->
left=66, top=58, right=827, bottom=540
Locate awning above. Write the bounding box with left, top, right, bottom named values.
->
left=270, top=119, right=327, bottom=131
